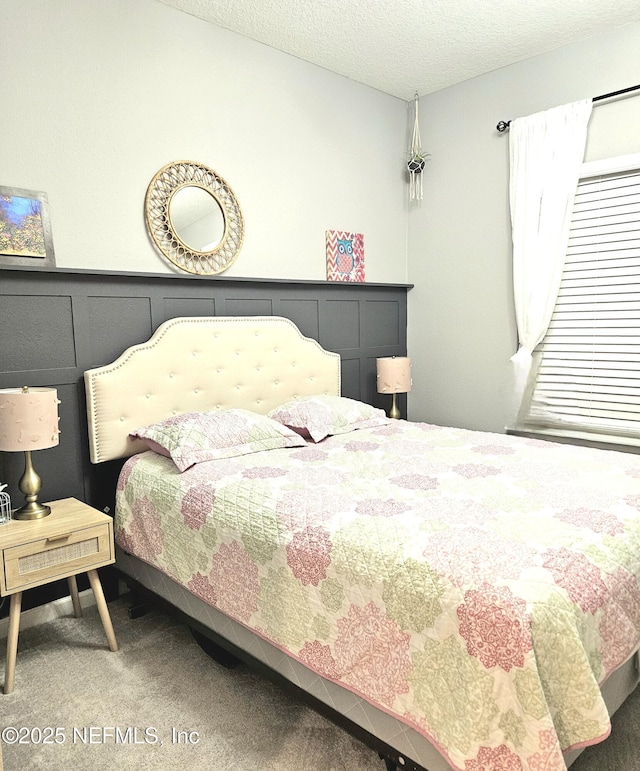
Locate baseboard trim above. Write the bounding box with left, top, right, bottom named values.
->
left=0, top=589, right=96, bottom=640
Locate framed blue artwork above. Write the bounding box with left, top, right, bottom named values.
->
left=0, top=186, right=55, bottom=268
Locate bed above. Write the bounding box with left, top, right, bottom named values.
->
left=84, top=315, right=640, bottom=771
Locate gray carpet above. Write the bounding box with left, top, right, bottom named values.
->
left=1, top=597, right=639, bottom=771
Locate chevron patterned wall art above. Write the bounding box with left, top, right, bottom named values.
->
left=326, top=230, right=364, bottom=282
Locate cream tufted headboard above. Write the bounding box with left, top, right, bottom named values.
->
left=84, top=316, right=341, bottom=463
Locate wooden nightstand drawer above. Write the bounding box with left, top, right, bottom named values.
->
left=3, top=523, right=112, bottom=593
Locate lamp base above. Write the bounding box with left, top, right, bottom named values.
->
left=389, top=393, right=401, bottom=420
left=13, top=501, right=52, bottom=520
left=14, top=449, right=52, bottom=519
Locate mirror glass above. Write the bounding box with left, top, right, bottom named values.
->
left=169, top=186, right=225, bottom=252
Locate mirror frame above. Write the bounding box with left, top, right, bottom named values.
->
left=145, top=160, right=244, bottom=275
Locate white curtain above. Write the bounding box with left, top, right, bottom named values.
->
left=508, top=99, right=592, bottom=424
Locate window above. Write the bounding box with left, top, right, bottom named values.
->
left=518, top=154, right=640, bottom=444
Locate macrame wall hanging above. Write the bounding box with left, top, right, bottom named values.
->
left=407, top=93, right=428, bottom=201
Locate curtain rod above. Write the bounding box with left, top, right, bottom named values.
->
left=496, top=83, right=640, bottom=133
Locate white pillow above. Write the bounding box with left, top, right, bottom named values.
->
left=131, top=408, right=307, bottom=471
left=269, top=395, right=389, bottom=443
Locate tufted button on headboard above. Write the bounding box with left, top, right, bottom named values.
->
left=84, top=316, right=341, bottom=463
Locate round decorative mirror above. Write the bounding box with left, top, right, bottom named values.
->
left=145, top=161, right=244, bottom=275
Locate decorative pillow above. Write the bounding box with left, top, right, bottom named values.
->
left=130, top=408, right=307, bottom=471
left=269, top=395, right=389, bottom=443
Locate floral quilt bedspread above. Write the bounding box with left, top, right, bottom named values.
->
left=115, top=421, right=640, bottom=771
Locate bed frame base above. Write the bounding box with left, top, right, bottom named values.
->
left=190, top=627, right=242, bottom=670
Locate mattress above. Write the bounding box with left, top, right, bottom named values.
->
left=114, top=420, right=640, bottom=771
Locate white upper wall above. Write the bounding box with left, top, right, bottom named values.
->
left=408, top=22, right=640, bottom=432
left=0, top=0, right=408, bottom=282
left=4, top=1, right=639, bottom=435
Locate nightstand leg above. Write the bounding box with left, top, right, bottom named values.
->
left=86, top=569, right=119, bottom=652
left=4, top=592, right=22, bottom=695
left=68, top=575, right=83, bottom=618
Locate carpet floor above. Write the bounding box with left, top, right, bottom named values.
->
left=1, top=596, right=639, bottom=771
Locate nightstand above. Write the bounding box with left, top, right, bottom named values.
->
left=0, top=497, right=118, bottom=694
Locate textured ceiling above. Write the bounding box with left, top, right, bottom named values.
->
left=158, top=0, right=640, bottom=100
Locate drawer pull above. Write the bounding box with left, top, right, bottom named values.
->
left=46, top=533, right=72, bottom=543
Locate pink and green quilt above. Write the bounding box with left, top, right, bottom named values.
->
left=115, top=420, right=640, bottom=771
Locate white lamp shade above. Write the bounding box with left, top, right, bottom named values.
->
left=376, top=357, right=412, bottom=394
left=0, top=387, right=61, bottom=452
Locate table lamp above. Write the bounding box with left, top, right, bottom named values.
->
left=376, top=357, right=412, bottom=419
left=0, top=386, right=61, bottom=520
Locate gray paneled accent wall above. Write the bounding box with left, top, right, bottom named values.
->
left=0, top=266, right=411, bottom=517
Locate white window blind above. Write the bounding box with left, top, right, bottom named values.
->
left=520, top=157, right=640, bottom=441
